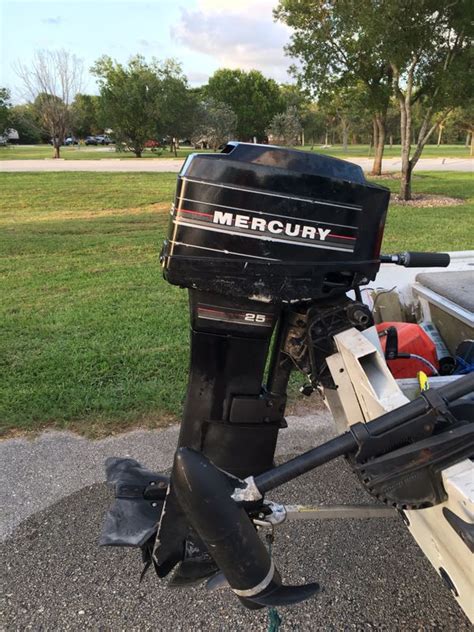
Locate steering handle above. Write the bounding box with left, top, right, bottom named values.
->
left=380, top=251, right=450, bottom=268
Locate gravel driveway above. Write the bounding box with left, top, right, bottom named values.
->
left=1, top=412, right=470, bottom=630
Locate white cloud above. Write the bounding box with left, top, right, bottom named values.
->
left=42, top=16, right=62, bottom=25
left=187, top=69, right=212, bottom=85
left=197, top=0, right=276, bottom=15
left=137, top=38, right=163, bottom=51
left=171, top=1, right=293, bottom=82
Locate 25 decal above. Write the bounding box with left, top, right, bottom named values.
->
left=244, top=313, right=267, bottom=323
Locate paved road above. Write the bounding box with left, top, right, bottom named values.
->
left=1, top=412, right=470, bottom=630
left=1, top=156, right=472, bottom=172
left=0, top=158, right=182, bottom=172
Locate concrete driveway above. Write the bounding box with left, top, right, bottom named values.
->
left=1, top=411, right=470, bottom=630
left=1, top=156, right=472, bottom=173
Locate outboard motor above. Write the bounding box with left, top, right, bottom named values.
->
left=100, top=143, right=473, bottom=612
left=160, top=140, right=388, bottom=467
left=100, top=142, right=401, bottom=606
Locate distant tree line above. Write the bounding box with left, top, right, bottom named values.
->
left=2, top=61, right=471, bottom=157
left=1, top=0, right=472, bottom=199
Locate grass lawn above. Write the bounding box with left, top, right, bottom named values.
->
left=0, top=145, right=194, bottom=161
left=0, top=143, right=471, bottom=161
left=1, top=171, right=473, bottom=436
left=377, top=172, right=474, bottom=250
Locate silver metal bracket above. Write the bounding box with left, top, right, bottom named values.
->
left=231, top=476, right=262, bottom=503
left=258, top=503, right=396, bottom=525
left=285, top=504, right=396, bottom=520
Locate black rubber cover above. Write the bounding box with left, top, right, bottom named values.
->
left=402, top=251, right=450, bottom=267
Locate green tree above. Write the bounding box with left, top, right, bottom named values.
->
left=275, top=0, right=392, bottom=175
left=385, top=100, right=401, bottom=147
left=192, top=98, right=237, bottom=151
left=320, top=83, right=369, bottom=151
left=300, top=102, right=327, bottom=147
left=385, top=0, right=473, bottom=198
left=279, top=84, right=317, bottom=145
left=266, top=106, right=302, bottom=146
left=70, top=94, right=100, bottom=138
left=0, top=88, right=12, bottom=134
left=155, top=60, right=198, bottom=156
left=9, top=104, right=43, bottom=143
left=279, top=84, right=311, bottom=113
left=449, top=101, right=474, bottom=156
left=92, top=55, right=163, bottom=158
left=206, top=69, right=284, bottom=141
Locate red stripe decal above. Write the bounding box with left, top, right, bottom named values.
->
left=178, top=208, right=212, bottom=218
left=198, top=307, right=226, bottom=314
left=330, top=233, right=356, bottom=241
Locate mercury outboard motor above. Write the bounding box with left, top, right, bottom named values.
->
left=160, top=141, right=387, bottom=460
left=161, top=140, right=387, bottom=464
left=100, top=143, right=467, bottom=608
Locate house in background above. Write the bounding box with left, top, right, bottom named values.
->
left=0, top=128, right=20, bottom=145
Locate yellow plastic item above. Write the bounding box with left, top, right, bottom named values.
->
left=417, top=370, right=430, bottom=392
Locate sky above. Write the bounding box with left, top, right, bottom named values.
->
left=0, top=0, right=295, bottom=102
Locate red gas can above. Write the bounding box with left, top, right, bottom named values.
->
left=376, top=322, right=439, bottom=378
